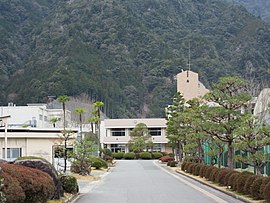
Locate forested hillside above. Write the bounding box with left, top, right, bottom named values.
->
left=1, top=0, right=270, bottom=118
left=224, top=0, right=270, bottom=24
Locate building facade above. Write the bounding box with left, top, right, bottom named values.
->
left=176, top=70, right=209, bottom=101
left=100, top=118, right=170, bottom=153
left=0, top=103, right=71, bottom=128
left=0, top=128, right=76, bottom=163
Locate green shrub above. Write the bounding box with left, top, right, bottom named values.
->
left=112, top=152, right=125, bottom=159
left=140, top=152, right=152, bottom=160
left=264, top=181, right=270, bottom=202
left=60, top=175, right=78, bottom=194
left=199, top=165, right=209, bottom=178
left=193, top=164, right=203, bottom=176
left=182, top=162, right=192, bottom=172
left=91, top=157, right=108, bottom=169
left=204, top=166, right=216, bottom=180
left=123, top=152, right=135, bottom=160
left=71, top=160, right=91, bottom=175
left=215, top=168, right=233, bottom=186
left=181, top=162, right=187, bottom=171
left=161, top=152, right=168, bottom=156
left=236, top=172, right=253, bottom=194
left=167, top=161, right=178, bottom=167
left=0, top=163, right=55, bottom=203
left=168, top=153, right=174, bottom=157
left=209, top=168, right=219, bottom=182
left=250, top=176, right=264, bottom=200
left=102, top=148, right=112, bottom=156
left=152, top=152, right=163, bottom=159
left=228, top=173, right=240, bottom=190
left=243, top=175, right=257, bottom=195
left=187, top=163, right=197, bottom=174
left=259, top=177, right=270, bottom=200
left=224, top=171, right=239, bottom=187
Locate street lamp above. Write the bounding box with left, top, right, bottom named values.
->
left=0, top=115, right=11, bottom=160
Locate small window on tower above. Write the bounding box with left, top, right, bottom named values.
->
left=187, top=80, right=189, bottom=83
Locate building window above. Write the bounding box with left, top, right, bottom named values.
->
left=153, top=144, right=162, bottom=152
left=111, top=128, right=125, bottom=136
left=2, top=148, right=21, bottom=160
left=39, top=114, right=43, bottom=120
left=44, top=116, right=48, bottom=121
left=111, top=144, right=125, bottom=153
left=149, top=128, right=162, bottom=136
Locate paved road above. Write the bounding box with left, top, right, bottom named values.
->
left=73, top=160, right=244, bottom=203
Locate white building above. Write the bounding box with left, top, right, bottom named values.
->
left=0, top=103, right=71, bottom=128
left=100, top=118, right=170, bottom=153
left=0, top=103, right=77, bottom=163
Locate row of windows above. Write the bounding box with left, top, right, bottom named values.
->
left=110, top=128, right=162, bottom=136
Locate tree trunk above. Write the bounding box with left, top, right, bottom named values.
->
left=64, top=139, right=67, bottom=173
left=227, top=143, right=234, bottom=169
left=218, top=153, right=222, bottom=168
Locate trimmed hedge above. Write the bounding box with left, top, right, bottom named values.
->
left=250, top=176, right=264, bottom=200
left=180, top=163, right=270, bottom=202
left=224, top=171, right=239, bottom=187
left=112, top=152, right=125, bottom=159
left=167, top=161, right=178, bottom=167
left=123, top=152, right=135, bottom=160
left=243, top=175, right=257, bottom=195
left=259, top=177, right=270, bottom=199
left=264, top=181, right=270, bottom=202
left=140, top=152, right=152, bottom=160
left=0, top=163, right=55, bottom=203
left=60, top=175, right=78, bottom=194
left=1, top=171, right=25, bottom=203
left=152, top=152, right=163, bottom=159
left=236, top=172, right=253, bottom=194
left=91, top=157, right=108, bottom=169
left=215, top=168, right=233, bottom=186
left=209, top=168, right=219, bottom=182
left=199, top=165, right=209, bottom=178
left=204, top=166, right=216, bottom=180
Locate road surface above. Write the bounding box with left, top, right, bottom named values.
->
left=73, top=160, right=244, bottom=203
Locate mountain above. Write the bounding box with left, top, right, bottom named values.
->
left=224, top=0, right=270, bottom=24
left=1, top=0, right=270, bottom=118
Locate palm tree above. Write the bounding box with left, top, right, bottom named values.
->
left=57, top=95, right=70, bottom=173
left=57, top=95, right=70, bottom=130
left=75, top=107, right=86, bottom=139
left=50, top=117, right=60, bottom=128
left=92, top=101, right=104, bottom=157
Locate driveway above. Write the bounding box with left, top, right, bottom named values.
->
left=73, top=160, right=244, bottom=203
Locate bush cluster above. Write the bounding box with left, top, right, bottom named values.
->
left=112, top=151, right=167, bottom=160
left=0, top=163, right=55, bottom=203
left=181, top=162, right=270, bottom=202
left=123, top=152, right=135, bottom=160
left=140, top=152, right=152, bottom=159
left=152, top=152, right=163, bottom=159
left=59, top=175, right=78, bottom=194
left=112, top=152, right=125, bottom=159
left=91, top=157, right=108, bottom=169
left=167, top=161, right=178, bottom=167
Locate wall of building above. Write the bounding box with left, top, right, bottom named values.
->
left=176, top=70, right=209, bottom=101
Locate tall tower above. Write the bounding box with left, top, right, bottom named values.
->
left=176, top=41, right=209, bottom=101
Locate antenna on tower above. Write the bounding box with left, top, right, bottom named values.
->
left=187, top=40, right=191, bottom=71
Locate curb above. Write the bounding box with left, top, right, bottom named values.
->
left=173, top=168, right=254, bottom=203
